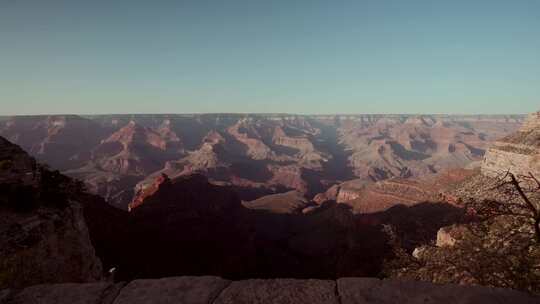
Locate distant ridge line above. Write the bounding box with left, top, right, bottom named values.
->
left=0, top=113, right=528, bottom=119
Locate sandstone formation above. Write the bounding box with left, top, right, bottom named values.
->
left=1, top=277, right=537, bottom=304
left=322, top=168, right=476, bottom=214
left=128, top=173, right=170, bottom=211
left=336, top=114, right=512, bottom=181
left=0, top=114, right=523, bottom=209
left=242, top=191, right=311, bottom=214
left=482, top=111, right=540, bottom=178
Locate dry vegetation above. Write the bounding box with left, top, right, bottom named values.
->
left=384, top=172, right=540, bottom=294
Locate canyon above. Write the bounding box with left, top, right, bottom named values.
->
left=0, top=114, right=523, bottom=210
left=1, top=111, right=539, bottom=301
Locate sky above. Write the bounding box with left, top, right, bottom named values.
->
left=0, top=0, right=539, bottom=115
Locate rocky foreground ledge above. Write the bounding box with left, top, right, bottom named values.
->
left=1, top=276, right=538, bottom=304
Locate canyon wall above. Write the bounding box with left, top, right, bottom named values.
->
left=0, top=114, right=523, bottom=209
left=481, top=111, right=540, bottom=178
left=0, top=137, right=102, bottom=289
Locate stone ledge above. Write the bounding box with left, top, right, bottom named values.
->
left=214, top=279, right=338, bottom=304
left=2, top=277, right=538, bottom=304
left=337, top=278, right=537, bottom=304
left=113, top=276, right=230, bottom=304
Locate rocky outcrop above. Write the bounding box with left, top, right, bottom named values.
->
left=331, top=169, right=475, bottom=214
left=272, top=126, right=316, bottom=154
left=312, top=184, right=340, bottom=204
left=128, top=173, right=170, bottom=211
left=0, top=137, right=102, bottom=289
left=242, top=191, right=310, bottom=214
left=272, top=126, right=328, bottom=170
left=436, top=225, right=467, bottom=247
left=313, top=179, right=368, bottom=205
left=481, top=143, right=540, bottom=178
left=267, top=164, right=307, bottom=193
left=2, top=277, right=537, bottom=304
left=482, top=111, right=540, bottom=178
left=94, top=121, right=177, bottom=175
left=335, top=180, right=368, bottom=203
left=520, top=111, right=540, bottom=133
left=227, top=120, right=274, bottom=160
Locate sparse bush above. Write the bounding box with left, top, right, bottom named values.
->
left=385, top=173, right=540, bottom=294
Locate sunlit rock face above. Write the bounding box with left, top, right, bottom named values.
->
left=482, top=111, right=540, bottom=178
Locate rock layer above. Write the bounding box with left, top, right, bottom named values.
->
left=481, top=111, right=540, bottom=178
left=0, top=114, right=523, bottom=209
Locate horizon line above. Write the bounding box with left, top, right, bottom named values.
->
left=0, top=112, right=530, bottom=117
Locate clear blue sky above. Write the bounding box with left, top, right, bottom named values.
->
left=1, top=0, right=539, bottom=115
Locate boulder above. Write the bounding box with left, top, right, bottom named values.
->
left=436, top=225, right=466, bottom=247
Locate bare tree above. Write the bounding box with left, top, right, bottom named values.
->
left=386, top=171, right=540, bottom=293
left=470, top=171, right=540, bottom=242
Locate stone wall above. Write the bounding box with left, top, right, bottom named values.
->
left=1, top=276, right=537, bottom=304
